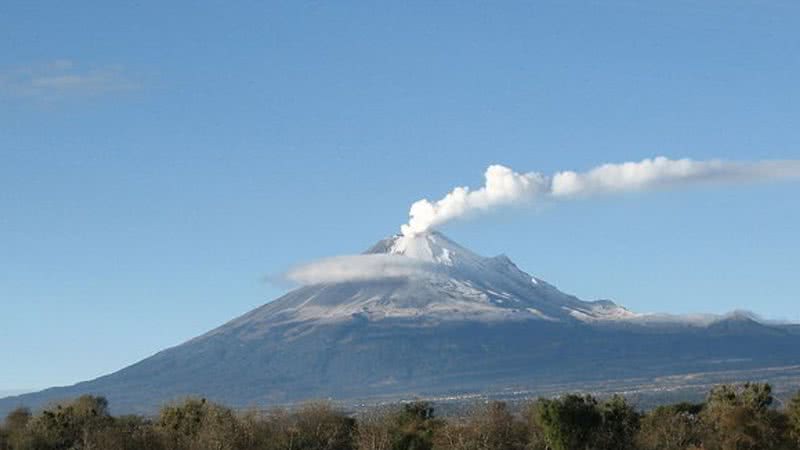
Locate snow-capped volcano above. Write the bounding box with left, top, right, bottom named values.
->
left=3, top=230, right=798, bottom=416
left=240, top=231, right=638, bottom=330
left=371, top=231, right=480, bottom=266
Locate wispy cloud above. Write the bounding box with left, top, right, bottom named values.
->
left=0, top=60, right=137, bottom=101
left=282, top=254, right=439, bottom=285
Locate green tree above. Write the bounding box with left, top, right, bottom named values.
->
left=522, top=401, right=549, bottom=450
left=702, top=383, right=789, bottom=450
left=356, top=407, right=394, bottom=450
left=390, top=401, right=439, bottom=450
left=355, top=401, right=442, bottom=450
left=290, top=402, right=356, bottom=450
left=21, top=395, right=113, bottom=450
left=89, top=415, right=164, bottom=450
left=787, top=390, right=800, bottom=446
left=248, top=408, right=298, bottom=450
left=158, top=397, right=254, bottom=450
left=433, top=401, right=528, bottom=450
left=2, top=407, right=32, bottom=449
left=4, top=407, right=32, bottom=433
left=535, top=394, right=602, bottom=450
left=158, top=397, right=208, bottom=449
left=596, top=395, right=639, bottom=450
left=637, top=402, right=704, bottom=450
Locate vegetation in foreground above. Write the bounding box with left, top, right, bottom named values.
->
left=2, top=383, right=800, bottom=449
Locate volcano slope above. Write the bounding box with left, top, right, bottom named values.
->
left=3, top=232, right=799, bottom=414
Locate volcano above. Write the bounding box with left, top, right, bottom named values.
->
left=3, top=232, right=799, bottom=414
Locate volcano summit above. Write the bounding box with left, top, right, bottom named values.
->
left=274, top=231, right=636, bottom=325
left=2, top=232, right=799, bottom=414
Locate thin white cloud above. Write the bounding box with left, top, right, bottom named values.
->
left=283, top=254, right=438, bottom=285
left=0, top=60, right=137, bottom=101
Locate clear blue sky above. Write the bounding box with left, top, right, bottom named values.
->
left=1, top=1, right=799, bottom=391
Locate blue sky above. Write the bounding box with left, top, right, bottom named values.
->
left=1, top=1, right=798, bottom=391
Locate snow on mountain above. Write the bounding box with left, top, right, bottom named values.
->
left=243, top=231, right=641, bottom=330
left=213, top=230, right=765, bottom=343
left=564, top=300, right=642, bottom=322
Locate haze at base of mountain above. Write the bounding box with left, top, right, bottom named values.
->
left=0, top=389, right=34, bottom=398
left=2, top=232, right=798, bottom=415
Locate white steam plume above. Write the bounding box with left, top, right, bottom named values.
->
left=401, top=156, right=800, bottom=236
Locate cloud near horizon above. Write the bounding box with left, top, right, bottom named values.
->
left=401, top=157, right=800, bottom=236
left=0, top=60, right=137, bottom=101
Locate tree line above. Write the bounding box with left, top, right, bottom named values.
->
left=2, top=382, right=800, bottom=450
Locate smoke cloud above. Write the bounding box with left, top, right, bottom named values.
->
left=401, top=157, right=800, bottom=236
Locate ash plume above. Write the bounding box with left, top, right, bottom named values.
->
left=401, top=157, right=800, bottom=236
